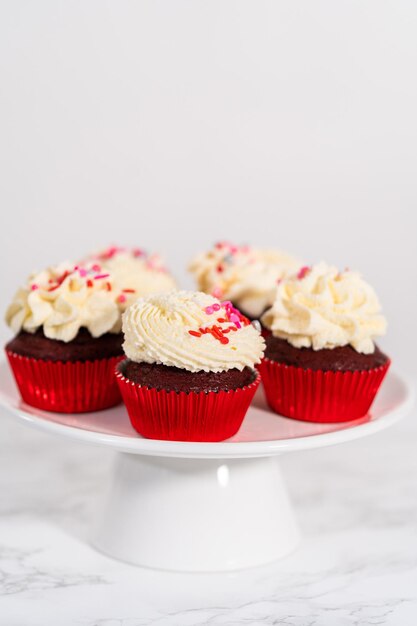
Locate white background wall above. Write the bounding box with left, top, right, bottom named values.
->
left=1, top=1, right=416, bottom=374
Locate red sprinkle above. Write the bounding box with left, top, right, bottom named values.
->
left=94, top=273, right=110, bottom=280
left=194, top=302, right=251, bottom=345
left=87, top=279, right=94, bottom=288
left=106, top=282, right=112, bottom=291
left=188, top=330, right=202, bottom=337
left=117, top=294, right=127, bottom=303
left=47, top=270, right=71, bottom=291
left=122, top=289, right=136, bottom=293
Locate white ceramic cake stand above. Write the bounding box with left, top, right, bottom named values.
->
left=0, top=362, right=413, bottom=572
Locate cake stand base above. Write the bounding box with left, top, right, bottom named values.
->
left=92, top=453, right=299, bottom=572
left=2, top=363, right=411, bottom=573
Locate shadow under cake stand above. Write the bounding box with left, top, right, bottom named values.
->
left=0, top=362, right=413, bottom=572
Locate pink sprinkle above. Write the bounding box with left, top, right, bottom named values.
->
left=94, top=273, right=110, bottom=280
left=91, top=264, right=101, bottom=272
left=79, top=268, right=87, bottom=277
left=106, top=246, right=119, bottom=258
left=212, top=303, right=221, bottom=312
left=297, top=266, right=310, bottom=280
left=117, top=294, right=127, bottom=303
left=31, top=284, right=39, bottom=290
left=229, top=313, right=240, bottom=324
left=234, top=321, right=241, bottom=329
left=205, top=306, right=214, bottom=315
left=212, top=287, right=223, bottom=299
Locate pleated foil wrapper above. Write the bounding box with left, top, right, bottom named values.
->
left=6, top=350, right=123, bottom=413
left=259, top=357, right=390, bottom=423
left=116, top=362, right=261, bottom=442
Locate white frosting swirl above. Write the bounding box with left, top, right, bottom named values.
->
left=261, top=262, right=387, bottom=353
left=122, top=290, right=265, bottom=372
left=189, top=242, right=302, bottom=318
left=5, top=263, right=124, bottom=342
left=90, top=247, right=176, bottom=305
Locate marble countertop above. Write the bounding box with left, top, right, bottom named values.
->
left=1, top=393, right=417, bottom=626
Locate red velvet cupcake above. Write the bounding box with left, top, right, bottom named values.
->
left=259, top=263, right=390, bottom=423
left=5, top=262, right=128, bottom=413
left=116, top=290, right=265, bottom=441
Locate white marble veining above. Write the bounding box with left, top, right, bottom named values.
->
left=0, top=398, right=417, bottom=625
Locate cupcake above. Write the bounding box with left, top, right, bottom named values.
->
left=87, top=246, right=177, bottom=306
left=259, top=262, right=390, bottom=422
left=5, top=262, right=128, bottom=413
left=116, top=290, right=265, bottom=441
left=188, top=241, right=302, bottom=320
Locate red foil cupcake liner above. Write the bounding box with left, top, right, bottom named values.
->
left=6, top=350, right=123, bottom=413
left=116, top=362, right=261, bottom=442
left=259, top=357, right=390, bottom=423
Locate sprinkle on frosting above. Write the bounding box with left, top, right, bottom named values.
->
left=122, top=290, right=265, bottom=373
left=188, top=242, right=303, bottom=318
left=93, top=273, right=110, bottom=280
left=94, top=246, right=170, bottom=274
left=297, top=265, right=310, bottom=280
left=186, top=301, right=251, bottom=346
left=261, top=262, right=387, bottom=354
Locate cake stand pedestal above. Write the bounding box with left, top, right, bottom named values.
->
left=0, top=363, right=413, bottom=572
left=94, top=453, right=298, bottom=570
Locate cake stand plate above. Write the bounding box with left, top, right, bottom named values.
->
left=0, top=362, right=413, bottom=572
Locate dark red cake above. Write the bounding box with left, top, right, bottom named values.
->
left=6, top=328, right=124, bottom=362
left=121, top=360, right=256, bottom=393
left=264, top=334, right=389, bottom=372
